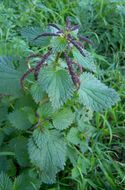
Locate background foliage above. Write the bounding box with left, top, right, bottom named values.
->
left=0, top=0, right=125, bottom=189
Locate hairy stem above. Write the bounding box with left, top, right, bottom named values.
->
left=67, top=34, right=85, bottom=57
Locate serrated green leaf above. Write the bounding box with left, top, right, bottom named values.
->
left=38, top=66, right=74, bottom=110
left=52, top=108, right=75, bottom=130
left=0, top=56, right=14, bottom=67
left=28, top=128, right=66, bottom=183
left=30, top=82, right=46, bottom=103
left=78, top=72, right=120, bottom=111
left=21, top=26, right=50, bottom=47
left=0, top=157, right=16, bottom=177
left=2, top=126, right=15, bottom=136
left=0, top=43, right=21, bottom=58
left=21, top=27, right=42, bottom=41
left=15, top=94, right=36, bottom=109
left=67, top=145, right=79, bottom=166
left=0, top=172, right=13, bottom=190
left=40, top=171, right=56, bottom=184
left=8, top=110, right=32, bottom=130
left=21, top=107, right=36, bottom=124
left=73, top=48, right=96, bottom=72
left=13, top=173, right=41, bottom=190
left=0, top=57, right=22, bottom=96
left=0, top=157, right=9, bottom=173
left=9, top=136, right=29, bottom=167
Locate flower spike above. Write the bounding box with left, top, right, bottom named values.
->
left=66, top=16, right=71, bottom=30
left=64, top=52, right=80, bottom=87
left=67, top=35, right=85, bottom=57
left=70, top=25, right=80, bottom=31
left=33, top=32, right=60, bottom=40
left=79, top=36, right=93, bottom=45
left=34, top=49, right=52, bottom=80
left=48, top=23, right=61, bottom=31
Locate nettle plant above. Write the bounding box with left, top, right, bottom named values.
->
left=0, top=18, right=120, bottom=187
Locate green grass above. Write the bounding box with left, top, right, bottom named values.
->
left=0, top=0, right=125, bottom=189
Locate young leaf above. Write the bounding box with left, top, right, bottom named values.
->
left=0, top=172, right=13, bottom=190
left=67, top=127, right=80, bottom=145
left=8, top=110, right=32, bottom=130
left=52, top=108, right=75, bottom=130
left=67, top=145, right=79, bottom=166
left=51, top=36, right=67, bottom=53
left=37, top=102, right=54, bottom=119
left=78, top=72, right=120, bottom=111
left=73, top=48, right=96, bottom=72
left=38, top=66, right=74, bottom=110
left=28, top=128, right=67, bottom=183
